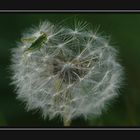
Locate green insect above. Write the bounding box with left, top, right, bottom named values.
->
left=21, top=31, right=48, bottom=53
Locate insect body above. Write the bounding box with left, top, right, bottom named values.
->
left=22, top=32, right=48, bottom=53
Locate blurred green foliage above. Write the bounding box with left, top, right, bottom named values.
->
left=0, top=13, right=140, bottom=127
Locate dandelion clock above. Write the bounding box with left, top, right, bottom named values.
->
left=10, top=20, right=124, bottom=126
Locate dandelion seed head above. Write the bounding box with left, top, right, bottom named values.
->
left=10, top=19, right=124, bottom=122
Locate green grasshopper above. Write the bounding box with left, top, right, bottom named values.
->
left=21, top=31, right=48, bottom=53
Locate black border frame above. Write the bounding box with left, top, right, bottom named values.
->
left=0, top=0, right=140, bottom=133
left=0, top=0, right=140, bottom=10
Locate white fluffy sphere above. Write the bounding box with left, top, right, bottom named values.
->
left=10, top=20, right=123, bottom=125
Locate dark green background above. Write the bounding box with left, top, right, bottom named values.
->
left=0, top=13, right=140, bottom=127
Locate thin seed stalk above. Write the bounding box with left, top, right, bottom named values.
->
left=54, top=78, right=72, bottom=126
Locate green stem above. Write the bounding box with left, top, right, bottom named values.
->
left=63, top=118, right=71, bottom=126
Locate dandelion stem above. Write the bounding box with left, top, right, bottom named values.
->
left=63, top=118, right=71, bottom=126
